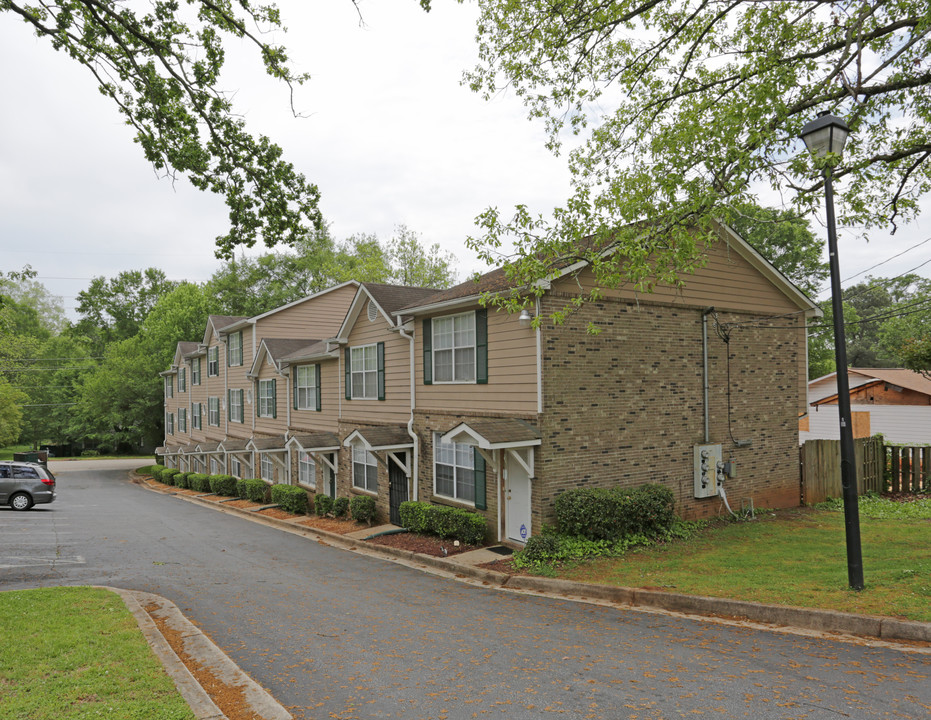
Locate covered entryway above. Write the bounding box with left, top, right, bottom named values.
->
left=439, top=418, right=540, bottom=544
left=343, top=426, right=413, bottom=524
left=388, top=453, right=409, bottom=525
left=286, top=432, right=340, bottom=494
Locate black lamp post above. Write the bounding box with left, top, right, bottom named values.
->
left=799, top=111, right=865, bottom=591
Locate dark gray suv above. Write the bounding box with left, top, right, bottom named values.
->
left=0, top=461, right=56, bottom=510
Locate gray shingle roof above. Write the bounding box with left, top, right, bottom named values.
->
left=289, top=432, right=340, bottom=450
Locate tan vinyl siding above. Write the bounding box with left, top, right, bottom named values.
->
left=552, top=238, right=803, bottom=316
left=342, top=317, right=410, bottom=425
left=254, top=284, right=357, bottom=339
left=254, top=356, right=287, bottom=436
left=416, top=307, right=538, bottom=415
left=290, top=360, right=340, bottom=433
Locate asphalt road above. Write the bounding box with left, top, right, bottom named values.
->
left=2, top=459, right=930, bottom=719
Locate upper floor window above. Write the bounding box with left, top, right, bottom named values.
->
left=208, top=397, right=220, bottom=426
left=423, top=309, right=487, bottom=385
left=191, top=402, right=202, bottom=430
left=165, top=376, right=173, bottom=398
left=207, top=346, right=219, bottom=376
left=258, top=379, right=277, bottom=418
left=294, top=364, right=320, bottom=411
left=192, top=358, right=201, bottom=385
left=178, top=367, right=187, bottom=392
left=177, top=407, right=187, bottom=433
left=352, top=443, right=378, bottom=493
left=228, top=388, right=244, bottom=423
left=228, top=332, right=243, bottom=367
left=433, top=433, right=475, bottom=503
left=345, top=343, right=384, bottom=401
left=166, top=412, right=174, bottom=435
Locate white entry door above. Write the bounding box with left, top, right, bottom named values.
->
left=505, top=450, right=532, bottom=543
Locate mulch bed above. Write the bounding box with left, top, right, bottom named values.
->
left=366, top=532, right=479, bottom=558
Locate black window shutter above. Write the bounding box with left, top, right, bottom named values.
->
left=227, top=390, right=231, bottom=421
left=271, top=380, right=277, bottom=419
left=422, top=319, right=432, bottom=385
left=377, top=342, right=385, bottom=401
left=344, top=347, right=351, bottom=400
left=315, top=363, right=322, bottom=411
left=473, top=448, right=487, bottom=511
left=476, top=308, right=488, bottom=384
left=256, top=383, right=260, bottom=417
left=292, top=368, right=298, bottom=411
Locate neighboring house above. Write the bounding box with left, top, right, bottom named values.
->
left=801, top=368, right=931, bottom=445
left=158, top=220, right=820, bottom=542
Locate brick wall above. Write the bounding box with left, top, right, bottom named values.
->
left=537, top=293, right=803, bottom=522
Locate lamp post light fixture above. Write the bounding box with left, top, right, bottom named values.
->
left=799, top=111, right=864, bottom=591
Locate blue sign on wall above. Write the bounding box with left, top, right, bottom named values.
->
left=520, top=524, right=528, bottom=540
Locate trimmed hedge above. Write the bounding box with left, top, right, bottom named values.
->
left=271, top=484, right=308, bottom=515
left=554, top=483, right=676, bottom=541
left=209, top=474, right=238, bottom=496
left=398, top=501, right=486, bottom=546
left=190, top=473, right=212, bottom=493
left=332, top=496, right=349, bottom=517
left=242, top=479, right=269, bottom=503
left=173, top=472, right=191, bottom=489
left=161, top=468, right=180, bottom=486
left=147, top=465, right=166, bottom=480
left=314, top=493, right=334, bottom=517
left=349, top=495, right=377, bottom=525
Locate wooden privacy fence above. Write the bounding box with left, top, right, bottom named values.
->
left=887, top=445, right=931, bottom=493
left=799, top=436, right=884, bottom=504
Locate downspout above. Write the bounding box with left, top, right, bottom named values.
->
left=702, top=307, right=714, bottom=444
left=398, top=324, right=419, bottom=502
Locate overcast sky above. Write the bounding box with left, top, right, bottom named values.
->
left=1, top=0, right=929, bottom=321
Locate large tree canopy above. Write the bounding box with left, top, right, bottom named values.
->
left=458, top=0, right=931, bottom=302
left=3, top=0, right=322, bottom=257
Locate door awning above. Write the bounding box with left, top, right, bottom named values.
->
left=440, top=418, right=541, bottom=450
left=247, top=435, right=288, bottom=453
left=286, top=432, right=340, bottom=453
left=343, top=425, right=413, bottom=452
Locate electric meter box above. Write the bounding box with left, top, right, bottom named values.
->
left=693, top=443, right=723, bottom=498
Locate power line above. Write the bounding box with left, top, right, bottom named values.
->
left=841, top=236, right=931, bottom=284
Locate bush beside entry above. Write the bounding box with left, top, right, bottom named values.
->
left=272, top=484, right=308, bottom=515
left=399, top=501, right=485, bottom=546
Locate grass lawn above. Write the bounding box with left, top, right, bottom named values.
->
left=0, top=587, right=194, bottom=720
left=557, top=498, right=931, bottom=623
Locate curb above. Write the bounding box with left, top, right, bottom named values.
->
left=136, top=474, right=931, bottom=646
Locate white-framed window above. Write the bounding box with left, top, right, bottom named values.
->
left=433, top=312, right=475, bottom=383
left=229, top=389, right=244, bottom=423
left=166, top=412, right=174, bottom=435
left=228, top=332, right=243, bottom=366
left=230, top=456, right=241, bottom=478
left=260, top=454, right=274, bottom=482
left=433, top=433, right=475, bottom=503
left=178, top=407, right=187, bottom=433
left=350, top=344, right=378, bottom=399
left=192, top=402, right=202, bottom=430
left=207, top=346, right=219, bottom=376
left=295, top=365, right=318, bottom=410
left=258, top=379, right=276, bottom=418
left=298, top=452, right=315, bottom=488
left=165, top=376, right=173, bottom=398
left=352, top=443, right=378, bottom=493
left=210, top=456, right=219, bottom=475
left=192, top=357, right=201, bottom=385
left=208, top=397, right=220, bottom=426
left=178, top=367, right=187, bottom=392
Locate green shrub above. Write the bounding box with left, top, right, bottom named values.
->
left=137, top=464, right=159, bottom=477
left=554, top=483, right=676, bottom=541
left=350, top=495, right=377, bottom=524
left=271, top=484, right=308, bottom=515
left=399, top=500, right=431, bottom=533
left=332, top=496, right=349, bottom=517
left=173, top=472, right=190, bottom=489
left=161, top=468, right=180, bottom=486
left=314, top=493, right=334, bottom=516
left=518, top=534, right=561, bottom=566
left=146, top=465, right=165, bottom=480
left=191, top=473, right=213, bottom=492
left=242, top=479, right=269, bottom=503
left=398, top=501, right=486, bottom=545
left=80, top=449, right=99, bottom=458
left=209, top=474, right=238, bottom=496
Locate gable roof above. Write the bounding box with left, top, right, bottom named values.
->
left=171, top=341, right=199, bottom=369
left=397, top=220, right=821, bottom=317
left=810, top=368, right=931, bottom=405
left=337, top=283, right=440, bottom=339
left=202, top=315, right=247, bottom=345
left=279, top=340, right=335, bottom=366
left=248, top=338, right=320, bottom=377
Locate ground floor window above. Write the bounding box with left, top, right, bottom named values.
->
left=352, top=443, right=378, bottom=493
left=433, top=433, right=475, bottom=503
left=298, top=453, right=315, bottom=487
left=230, top=456, right=242, bottom=478
left=260, top=454, right=274, bottom=482
left=210, top=456, right=219, bottom=475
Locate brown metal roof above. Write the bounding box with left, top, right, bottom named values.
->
left=289, top=432, right=340, bottom=450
